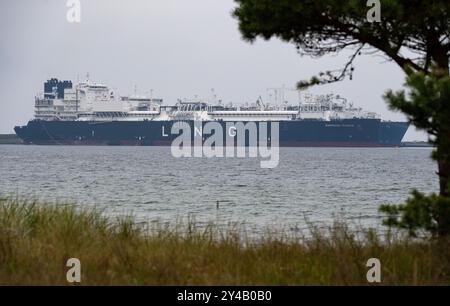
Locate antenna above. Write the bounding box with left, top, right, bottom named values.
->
left=75, top=84, right=78, bottom=113
left=267, top=86, right=298, bottom=106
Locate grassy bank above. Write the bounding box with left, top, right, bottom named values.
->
left=0, top=198, right=449, bottom=285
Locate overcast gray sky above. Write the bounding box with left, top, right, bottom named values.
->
left=0, top=0, right=426, bottom=140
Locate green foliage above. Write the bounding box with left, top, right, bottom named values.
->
left=380, top=190, right=450, bottom=238
left=381, top=68, right=450, bottom=237
left=233, top=0, right=448, bottom=46
left=385, top=67, right=450, bottom=194
left=233, top=0, right=450, bottom=85
left=385, top=67, right=450, bottom=141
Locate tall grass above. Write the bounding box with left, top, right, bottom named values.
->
left=0, top=197, right=448, bottom=285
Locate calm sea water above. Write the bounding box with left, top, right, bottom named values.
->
left=0, top=145, right=438, bottom=233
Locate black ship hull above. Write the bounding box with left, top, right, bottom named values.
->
left=14, top=119, right=409, bottom=147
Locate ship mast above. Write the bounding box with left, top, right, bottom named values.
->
left=76, top=84, right=78, bottom=113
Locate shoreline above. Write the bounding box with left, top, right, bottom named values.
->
left=0, top=134, right=432, bottom=147
left=0, top=134, right=22, bottom=145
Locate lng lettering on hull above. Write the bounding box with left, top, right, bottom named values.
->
left=14, top=78, right=409, bottom=147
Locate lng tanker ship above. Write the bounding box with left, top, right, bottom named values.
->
left=14, top=78, right=409, bottom=147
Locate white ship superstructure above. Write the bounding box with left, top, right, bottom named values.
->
left=35, top=78, right=164, bottom=121
left=34, top=78, right=380, bottom=123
